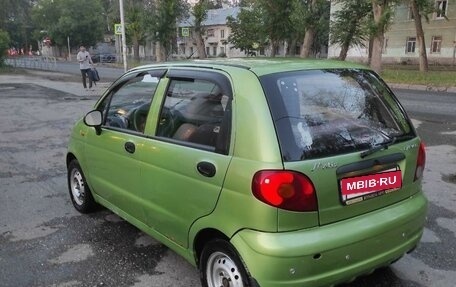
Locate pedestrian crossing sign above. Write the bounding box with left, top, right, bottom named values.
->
left=114, top=24, right=122, bottom=35
left=182, top=28, right=190, bottom=37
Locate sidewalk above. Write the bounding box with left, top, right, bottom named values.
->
left=388, top=83, right=456, bottom=93
left=0, top=70, right=111, bottom=97
left=1, top=68, right=455, bottom=95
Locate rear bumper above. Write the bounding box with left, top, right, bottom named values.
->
left=230, top=192, right=427, bottom=287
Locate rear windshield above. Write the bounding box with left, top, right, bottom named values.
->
left=260, top=69, right=414, bottom=161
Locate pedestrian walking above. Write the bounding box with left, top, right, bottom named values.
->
left=76, top=45, right=94, bottom=91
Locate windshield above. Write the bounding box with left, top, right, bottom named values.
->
left=260, top=69, right=414, bottom=161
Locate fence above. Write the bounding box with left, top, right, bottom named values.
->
left=5, top=56, right=58, bottom=70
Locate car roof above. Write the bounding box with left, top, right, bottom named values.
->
left=130, top=58, right=369, bottom=77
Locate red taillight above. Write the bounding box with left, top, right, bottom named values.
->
left=414, top=142, right=426, bottom=181
left=252, top=170, right=318, bottom=212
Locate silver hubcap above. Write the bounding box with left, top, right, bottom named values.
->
left=70, top=169, right=85, bottom=206
left=206, top=251, right=244, bottom=287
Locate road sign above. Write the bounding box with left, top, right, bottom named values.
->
left=114, top=24, right=122, bottom=35
left=182, top=27, right=190, bottom=37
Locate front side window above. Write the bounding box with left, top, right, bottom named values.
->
left=406, top=37, right=416, bottom=53
left=102, top=73, right=160, bottom=133
left=156, top=77, right=231, bottom=153
left=260, top=69, right=414, bottom=161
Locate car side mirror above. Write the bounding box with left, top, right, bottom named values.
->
left=84, top=110, right=102, bottom=135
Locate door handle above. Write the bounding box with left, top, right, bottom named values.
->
left=197, top=161, right=216, bottom=177
left=124, top=141, right=136, bottom=154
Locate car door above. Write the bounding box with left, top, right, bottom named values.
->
left=139, top=69, right=233, bottom=248
left=84, top=69, right=166, bottom=222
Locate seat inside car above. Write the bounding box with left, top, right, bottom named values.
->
left=173, top=123, right=198, bottom=141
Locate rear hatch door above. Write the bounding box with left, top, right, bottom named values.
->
left=260, top=68, right=419, bottom=226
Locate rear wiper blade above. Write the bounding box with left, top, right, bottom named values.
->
left=360, top=134, right=415, bottom=158
left=360, top=138, right=396, bottom=158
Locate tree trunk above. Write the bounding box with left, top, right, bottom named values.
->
left=410, top=0, right=428, bottom=72
left=338, top=44, right=349, bottom=61
left=289, top=38, right=297, bottom=56
left=133, top=37, right=140, bottom=62
left=300, top=28, right=315, bottom=58
left=195, top=31, right=206, bottom=59
left=368, top=37, right=374, bottom=65
left=156, top=42, right=165, bottom=62
left=370, top=0, right=386, bottom=73
left=300, top=0, right=317, bottom=58
left=270, top=41, right=278, bottom=57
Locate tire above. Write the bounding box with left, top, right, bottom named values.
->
left=200, top=239, right=252, bottom=287
left=67, top=159, right=97, bottom=213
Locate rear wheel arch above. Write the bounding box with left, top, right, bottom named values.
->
left=193, top=228, right=229, bottom=267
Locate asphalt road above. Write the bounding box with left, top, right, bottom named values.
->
left=0, top=74, right=455, bottom=287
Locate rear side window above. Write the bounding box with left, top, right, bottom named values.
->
left=260, top=69, right=414, bottom=161
left=156, top=78, right=232, bottom=154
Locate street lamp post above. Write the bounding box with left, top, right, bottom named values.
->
left=119, top=0, right=128, bottom=72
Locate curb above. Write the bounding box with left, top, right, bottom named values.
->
left=388, top=83, right=456, bottom=93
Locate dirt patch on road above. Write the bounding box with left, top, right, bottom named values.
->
left=23, top=69, right=82, bottom=82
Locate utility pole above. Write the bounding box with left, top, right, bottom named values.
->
left=67, top=36, right=71, bottom=61
left=119, top=0, right=128, bottom=72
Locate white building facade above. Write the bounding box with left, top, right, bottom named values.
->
left=328, top=0, right=456, bottom=65
left=177, top=7, right=247, bottom=58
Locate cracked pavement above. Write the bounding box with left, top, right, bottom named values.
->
left=0, top=73, right=455, bottom=287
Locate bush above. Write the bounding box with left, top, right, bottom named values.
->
left=0, top=30, right=11, bottom=67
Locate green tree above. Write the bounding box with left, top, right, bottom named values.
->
left=369, top=0, right=391, bottom=73
left=0, top=30, right=11, bottom=66
left=226, top=7, right=267, bottom=55
left=258, top=0, right=294, bottom=57
left=100, top=0, right=119, bottom=33
left=1, top=0, right=35, bottom=53
left=291, top=0, right=328, bottom=58
left=32, top=0, right=105, bottom=49
left=330, top=0, right=371, bottom=60
left=192, top=0, right=209, bottom=58
left=154, top=0, right=188, bottom=61
left=408, top=0, right=436, bottom=72
left=125, top=1, right=153, bottom=61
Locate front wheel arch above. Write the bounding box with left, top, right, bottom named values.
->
left=67, top=158, right=98, bottom=213
left=66, top=153, right=77, bottom=168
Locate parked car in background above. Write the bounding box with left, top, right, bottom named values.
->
left=91, top=43, right=116, bottom=64
left=91, top=53, right=116, bottom=63
left=66, top=59, right=427, bottom=287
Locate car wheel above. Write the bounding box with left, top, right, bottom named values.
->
left=200, top=239, right=252, bottom=287
left=67, top=159, right=97, bottom=213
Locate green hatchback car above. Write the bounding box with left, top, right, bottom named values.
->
left=67, top=59, right=427, bottom=287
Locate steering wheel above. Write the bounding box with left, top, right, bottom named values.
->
left=107, top=113, right=128, bottom=129
left=156, top=106, right=175, bottom=137
left=132, top=103, right=151, bottom=133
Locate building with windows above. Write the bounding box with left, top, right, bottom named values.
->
left=177, top=7, right=246, bottom=58
left=328, top=0, right=456, bottom=65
